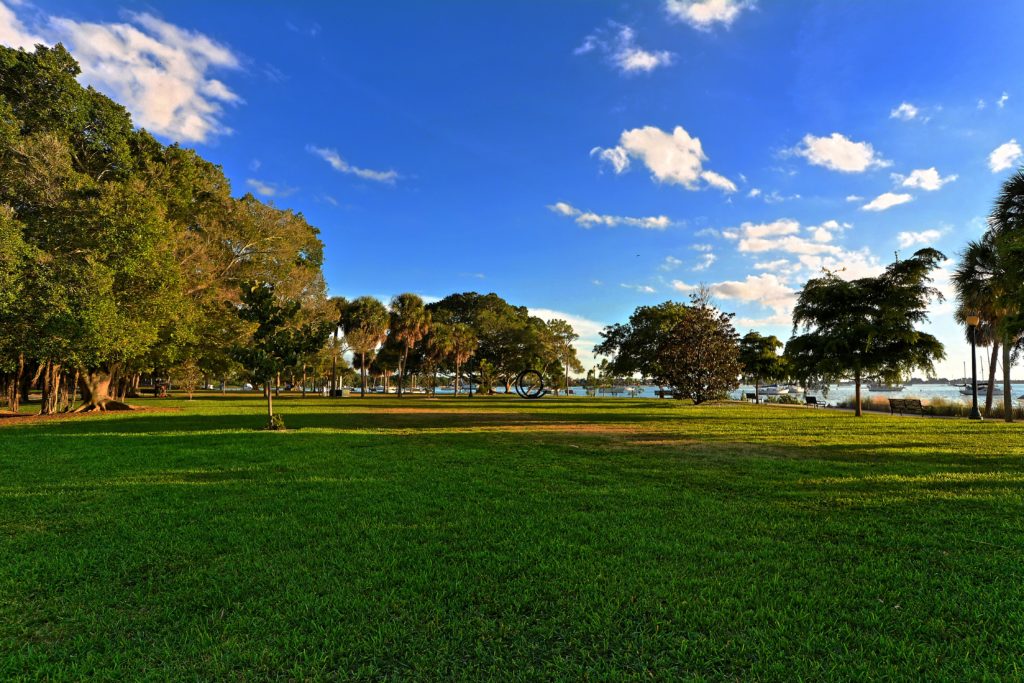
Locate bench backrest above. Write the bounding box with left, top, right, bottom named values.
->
left=806, top=396, right=818, bottom=404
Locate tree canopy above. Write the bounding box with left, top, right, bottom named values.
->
left=786, top=248, right=947, bottom=416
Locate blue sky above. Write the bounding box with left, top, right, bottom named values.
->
left=3, top=0, right=1023, bottom=376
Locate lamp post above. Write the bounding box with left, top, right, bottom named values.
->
left=966, top=314, right=982, bottom=421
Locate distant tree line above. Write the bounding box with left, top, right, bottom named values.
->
left=337, top=291, right=583, bottom=398
left=597, top=250, right=951, bottom=417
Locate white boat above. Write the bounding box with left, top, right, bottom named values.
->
left=757, top=384, right=789, bottom=396
left=960, top=382, right=1002, bottom=395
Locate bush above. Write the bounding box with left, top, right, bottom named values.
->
left=266, top=414, right=286, bottom=431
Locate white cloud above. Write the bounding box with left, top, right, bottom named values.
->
left=723, top=218, right=842, bottom=256
left=752, top=259, right=790, bottom=271
left=307, top=145, right=399, bottom=184
left=620, top=283, right=657, bottom=293
left=591, top=145, right=630, bottom=173
left=576, top=24, right=673, bottom=75
left=693, top=252, right=717, bottom=271
left=792, top=132, right=890, bottom=173
left=894, top=167, right=957, bottom=191
left=897, top=229, right=942, bottom=248
left=700, top=169, right=738, bottom=193
left=547, top=201, right=671, bottom=230
left=862, top=192, right=913, bottom=212
left=845, top=194, right=864, bottom=202
left=592, top=125, right=735, bottom=192
left=998, top=92, right=1009, bottom=108
left=747, top=188, right=762, bottom=198
left=762, top=190, right=800, bottom=204
left=0, top=1, right=41, bottom=48
left=245, top=178, right=295, bottom=198
left=890, top=102, right=919, bottom=121
left=708, top=274, right=797, bottom=324
left=978, top=99, right=986, bottom=110
left=671, top=280, right=698, bottom=293
left=692, top=243, right=714, bottom=252
left=0, top=5, right=244, bottom=143
left=660, top=256, right=683, bottom=271
left=665, top=0, right=754, bottom=30
left=989, top=139, right=1022, bottom=173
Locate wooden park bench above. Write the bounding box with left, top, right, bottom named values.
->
left=805, top=395, right=825, bottom=408
left=745, top=392, right=757, bottom=402
left=889, top=398, right=927, bottom=416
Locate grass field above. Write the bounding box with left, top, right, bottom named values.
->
left=2, top=394, right=1023, bottom=679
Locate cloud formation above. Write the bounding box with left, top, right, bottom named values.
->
left=0, top=3, right=243, bottom=143
left=592, top=125, right=736, bottom=192
left=897, top=229, right=942, bottom=248
left=665, top=0, right=754, bottom=30
left=894, top=167, right=957, bottom=191
left=792, top=133, right=890, bottom=173
left=548, top=201, right=671, bottom=230
left=989, top=139, right=1022, bottom=173
left=889, top=102, right=919, bottom=121
left=862, top=192, right=913, bottom=212
left=576, top=24, right=673, bottom=74
left=307, top=145, right=399, bottom=183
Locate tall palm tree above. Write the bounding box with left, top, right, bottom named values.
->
left=436, top=323, right=477, bottom=397
left=953, top=237, right=1002, bottom=416
left=341, top=296, right=390, bottom=398
left=389, top=293, right=431, bottom=398
left=989, top=168, right=1024, bottom=421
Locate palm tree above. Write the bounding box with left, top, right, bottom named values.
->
left=341, top=296, right=390, bottom=397
left=988, top=168, right=1024, bottom=421
left=389, top=293, right=431, bottom=398
left=953, top=237, right=1002, bottom=416
left=434, top=323, right=477, bottom=397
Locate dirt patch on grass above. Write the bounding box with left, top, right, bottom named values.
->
left=0, top=405, right=180, bottom=427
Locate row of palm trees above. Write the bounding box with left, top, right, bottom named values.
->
left=336, top=293, right=479, bottom=397
left=953, top=169, right=1024, bottom=421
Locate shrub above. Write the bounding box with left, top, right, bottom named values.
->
left=266, top=414, right=286, bottom=431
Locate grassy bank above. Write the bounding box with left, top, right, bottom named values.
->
left=1, top=394, right=1023, bottom=679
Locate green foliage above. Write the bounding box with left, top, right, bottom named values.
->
left=0, top=44, right=330, bottom=413
left=738, top=331, right=786, bottom=395
left=266, top=413, right=286, bottom=431
left=656, top=296, right=742, bottom=404
left=787, top=249, right=947, bottom=415
left=595, top=301, right=692, bottom=385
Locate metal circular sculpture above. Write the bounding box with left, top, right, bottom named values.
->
left=514, top=369, right=545, bottom=399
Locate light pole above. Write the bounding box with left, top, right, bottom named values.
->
left=967, top=314, right=982, bottom=421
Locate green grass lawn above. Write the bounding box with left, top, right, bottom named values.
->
left=1, top=394, right=1023, bottom=679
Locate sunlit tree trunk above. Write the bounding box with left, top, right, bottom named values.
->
left=985, top=341, right=999, bottom=416
left=854, top=369, right=862, bottom=417
left=1003, top=339, right=1013, bottom=422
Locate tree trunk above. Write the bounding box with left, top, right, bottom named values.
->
left=985, top=342, right=999, bottom=416
left=360, top=352, right=367, bottom=397
left=755, top=377, right=760, bottom=405
left=398, top=348, right=408, bottom=398
left=10, top=354, right=24, bottom=412
left=302, top=365, right=307, bottom=398
left=854, top=370, right=862, bottom=417
left=454, top=361, right=461, bottom=397
left=265, top=382, right=274, bottom=428
left=19, top=357, right=33, bottom=404
left=74, top=365, right=134, bottom=412
left=1003, top=339, right=1013, bottom=422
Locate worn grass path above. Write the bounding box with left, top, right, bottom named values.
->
left=1, top=394, right=1022, bottom=679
